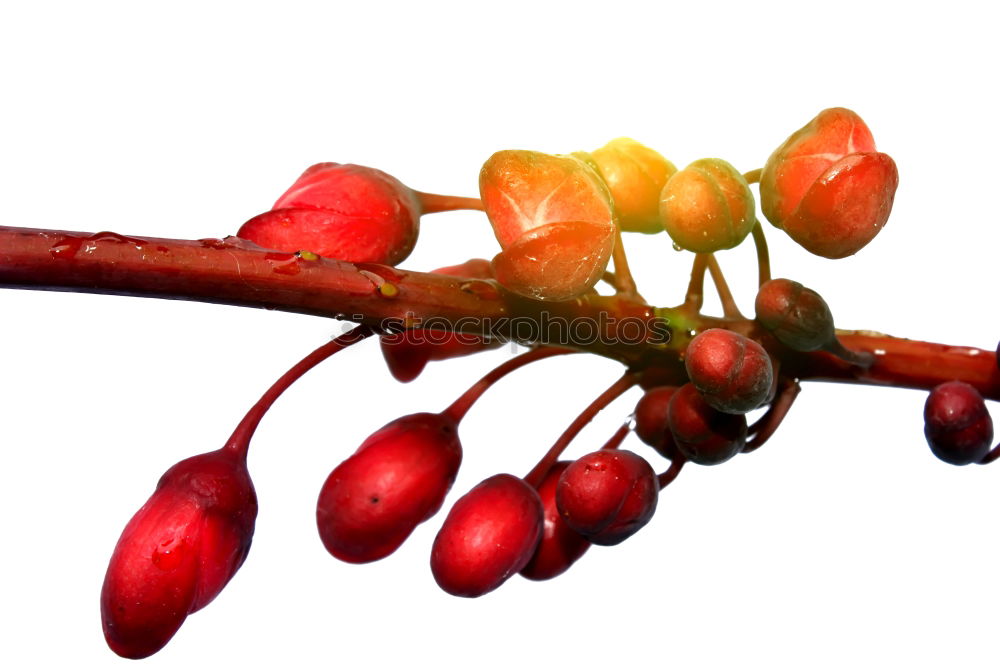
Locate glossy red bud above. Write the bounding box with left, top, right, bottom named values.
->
left=685, top=329, right=774, bottom=414
left=668, top=383, right=747, bottom=465
left=480, top=150, right=615, bottom=301
left=101, top=448, right=257, bottom=659
left=924, top=381, right=994, bottom=465
left=431, top=473, right=543, bottom=597
left=755, top=278, right=836, bottom=352
left=556, top=450, right=659, bottom=546
left=760, top=108, right=899, bottom=258
left=633, top=386, right=680, bottom=459
left=380, top=259, right=500, bottom=383
left=520, top=461, right=591, bottom=581
left=317, top=412, right=462, bottom=564
left=237, top=163, right=422, bottom=265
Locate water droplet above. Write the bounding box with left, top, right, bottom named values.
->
left=152, top=538, right=187, bottom=571
left=198, top=238, right=232, bottom=250
left=49, top=236, right=83, bottom=259
left=265, top=252, right=301, bottom=276
left=672, top=242, right=683, bottom=252
left=88, top=231, right=146, bottom=249
left=459, top=280, right=501, bottom=300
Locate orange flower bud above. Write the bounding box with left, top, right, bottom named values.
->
left=658, top=158, right=755, bottom=252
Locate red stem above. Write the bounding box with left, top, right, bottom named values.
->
left=611, top=229, right=640, bottom=298
left=656, top=457, right=686, bottom=488
left=2, top=225, right=998, bottom=400
left=705, top=254, right=742, bottom=319
left=601, top=423, right=631, bottom=450
left=442, top=346, right=574, bottom=422
left=744, top=379, right=801, bottom=453
left=751, top=222, right=771, bottom=287
left=416, top=191, right=485, bottom=214
left=523, top=373, right=639, bottom=488
left=224, top=326, right=376, bottom=459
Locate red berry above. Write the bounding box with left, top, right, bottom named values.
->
left=684, top=329, right=774, bottom=414
left=659, top=158, right=756, bottom=253
left=556, top=450, right=659, bottom=546
left=520, top=461, right=591, bottom=581
left=431, top=473, right=543, bottom=597
left=101, top=448, right=257, bottom=659
left=317, top=412, right=462, bottom=563
left=479, top=150, right=615, bottom=301
left=760, top=108, right=899, bottom=259
left=755, top=278, right=836, bottom=352
left=633, top=386, right=680, bottom=459
left=380, top=260, right=499, bottom=382
left=668, top=383, right=747, bottom=465
left=237, top=163, right=422, bottom=265
left=923, top=381, right=994, bottom=465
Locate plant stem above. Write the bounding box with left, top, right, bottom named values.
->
left=611, top=229, right=640, bottom=299
left=684, top=254, right=709, bottom=311
left=751, top=222, right=771, bottom=286
left=415, top=192, right=485, bottom=213
left=601, top=423, right=630, bottom=450
left=442, top=346, right=574, bottom=422
left=656, top=457, right=685, bottom=488
left=523, top=373, right=639, bottom=488
left=705, top=255, right=743, bottom=319
left=2, top=225, right=998, bottom=400
left=224, top=326, right=376, bottom=459
left=744, top=379, right=801, bottom=453
left=743, top=168, right=762, bottom=185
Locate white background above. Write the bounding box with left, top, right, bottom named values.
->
left=2, top=2, right=999, bottom=664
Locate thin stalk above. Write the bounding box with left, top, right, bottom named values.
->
left=601, top=423, right=631, bottom=450
left=751, top=222, right=771, bottom=286
left=705, top=254, right=743, bottom=319
left=744, top=380, right=802, bottom=453
left=743, top=168, right=762, bottom=185
left=225, top=326, right=376, bottom=459
left=684, top=253, right=710, bottom=311
left=523, top=372, right=639, bottom=488
left=657, top=457, right=686, bottom=488
left=611, top=228, right=640, bottom=299
left=416, top=192, right=485, bottom=213
left=443, top=346, right=574, bottom=422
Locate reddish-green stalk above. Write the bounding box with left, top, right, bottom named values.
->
left=415, top=192, right=485, bottom=214
left=743, top=379, right=802, bottom=453
left=225, top=326, right=376, bottom=459
left=705, top=255, right=742, bottom=319
left=1, top=225, right=998, bottom=400
left=601, top=423, right=631, bottom=450
left=523, top=373, right=639, bottom=488
left=656, top=457, right=686, bottom=488
left=443, top=346, right=575, bottom=421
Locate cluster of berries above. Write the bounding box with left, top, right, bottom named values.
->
left=96, top=107, right=996, bottom=660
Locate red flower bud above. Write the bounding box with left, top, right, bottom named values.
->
left=924, top=381, right=994, bottom=465
left=684, top=329, right=774, bottom=414
left=760, top=108, right=899, bottom=258
left=659, top=158, right=755, bottom=253
left=556, top=450, right=659, bottom=546
left=479, top=150, right=615, bottom=301
left=668, top=383, right=747, bottom=465
left=317, top=412, right=462, bottom=563
left=431, top=473, right=543, bottom=597
left=101, top=448, right=257, bottom=659
left=237, top=163, right=421, bottom=265
left=634, top=386, right=681, bottom=459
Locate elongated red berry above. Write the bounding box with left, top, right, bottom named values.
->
left=924, top=381, right=994, bottom=465
left=380, top=259, right=499, bottom=382
left=587, top=138, right=677, bottom=234
left=634, top=386, right=680, bottom=459
left=556, top=450, right=658, bottom=546
left=480, top=150, right=615, bottom=301
left=431, top=473, right=543, bottom=597
left=685, top=329, right=774, bottom=414
left=668, top=383, right=747, bottom=465
left=760, top=108, right=899, bottom=258
left=755, top=278, right=836, bottom=352
left=659, top=158, right=755, bottom=253
left=101, top=448, right=257, bottom=659
left=520, top=461, right=591, bottom=581
left=317, top=412, right=462, bottom=564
